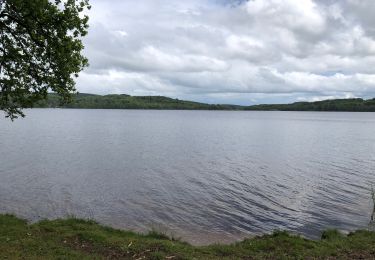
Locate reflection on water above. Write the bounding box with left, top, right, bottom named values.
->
left=1, top=109, right=375, bottom=245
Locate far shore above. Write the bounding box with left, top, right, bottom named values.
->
left=33, top=93, right=375, bottom=112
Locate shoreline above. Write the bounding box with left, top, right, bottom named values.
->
left=27, top=107, right=375, bottom=113
left=33, top=93, right=375, bottom=112
left=1, top=214, right=375, bottom=259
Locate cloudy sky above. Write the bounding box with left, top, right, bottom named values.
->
left=77, top=0, right=375, bottom=105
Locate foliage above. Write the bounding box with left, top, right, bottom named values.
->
left=321, top=229, right=344, bottom=241
left=0, top=0, right=90, bottom=119
left=370, top=186, right=375, bottom=230
left=34, top=94, right=375, bottom=112
left=1, top=214, right=375, bottom=259
left=35, top=93, right=244, bottom=110
left=245, top=98, right=375, bottom=112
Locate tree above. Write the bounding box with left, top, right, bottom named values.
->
left=0, top=0, right=90, bottom=119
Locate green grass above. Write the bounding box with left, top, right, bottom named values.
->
left=1, top=215, right=375, bottom=259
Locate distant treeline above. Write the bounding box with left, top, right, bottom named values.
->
left=35, top=93, right=243, bottom=110
left=245, top=98, right=375, bottom=112
left=35, top=94, right=375, bottom=112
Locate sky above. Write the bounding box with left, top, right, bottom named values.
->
left=76, top=0, right=375, bottom=105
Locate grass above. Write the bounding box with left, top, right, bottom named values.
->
left=1, top=214, right=375, bottom=259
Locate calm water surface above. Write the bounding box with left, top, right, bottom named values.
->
left=1, top=109, right=375, bottom=245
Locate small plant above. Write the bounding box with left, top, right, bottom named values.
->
left=147, top=229, right=170, bottom=240
left=321, top=229, right=343, bottom=240
left=369, top=185, right=375, bottom=231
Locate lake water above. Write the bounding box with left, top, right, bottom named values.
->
left=1, top=109, right=375, bottom=245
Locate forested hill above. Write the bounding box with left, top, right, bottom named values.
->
left=245, top=98, right=375, bottom=112
left=35, top=94, right=375, bottom=112
left=35, top=93, right=243, bottom=110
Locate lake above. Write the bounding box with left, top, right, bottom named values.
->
left=1, top=109, right=375, bottom=245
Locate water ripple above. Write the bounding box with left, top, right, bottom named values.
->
left=1, top=110, right=375, bottom=244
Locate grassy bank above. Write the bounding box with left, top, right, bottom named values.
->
left=1, top=215, right=375, bottom=259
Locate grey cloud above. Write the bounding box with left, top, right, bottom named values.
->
left=77, top=0, right=375, bottom=104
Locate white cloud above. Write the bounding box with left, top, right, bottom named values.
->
left=245, top=0, right=326, bottom=34
left=77, top=0, right=375, bottom=104
left=136, top=46, right=229, bottom=72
